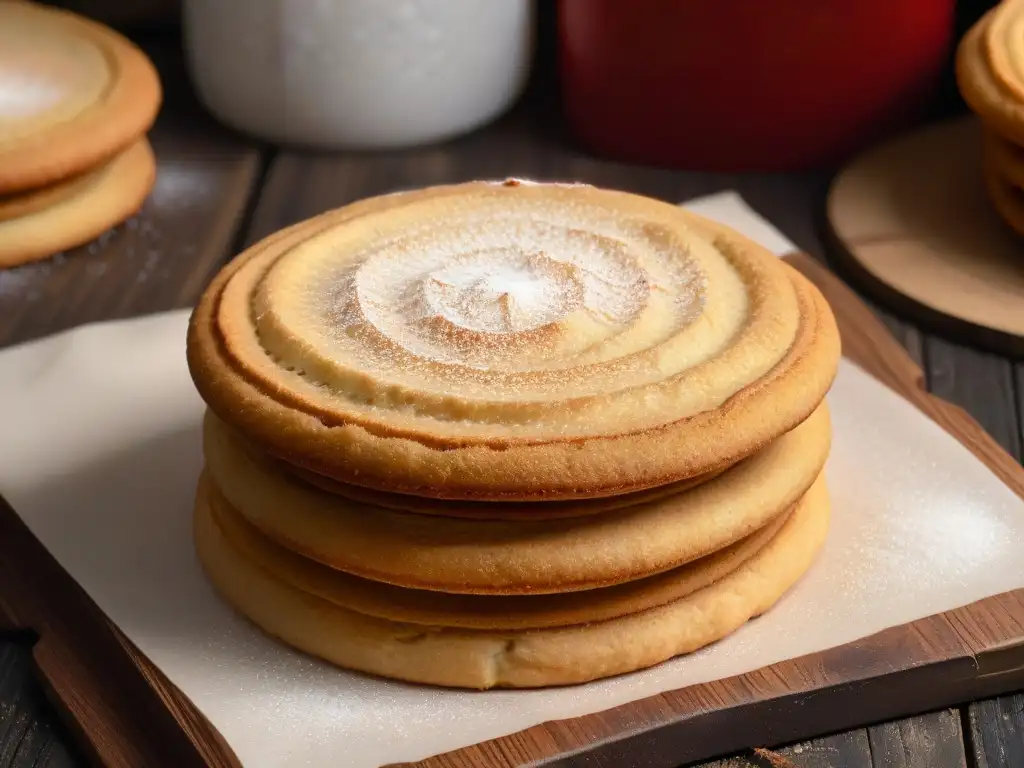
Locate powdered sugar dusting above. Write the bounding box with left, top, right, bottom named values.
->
left=341, top=207, right=671, bottom=368
left=252, top=184, right=741, bottom=429
left=421, top=250, right=584, bottom=334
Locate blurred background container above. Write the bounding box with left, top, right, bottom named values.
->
left=557, top=0, right=958, bottom=171
left=181, top=0, right=535, bottom=149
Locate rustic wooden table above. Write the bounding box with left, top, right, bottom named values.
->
left=0, top=39, right=1022, bottom=768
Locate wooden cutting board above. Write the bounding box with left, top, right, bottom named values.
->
left=826, top=115, right=1024, bottom=358
left=1, top=254, right=1023, bottom=768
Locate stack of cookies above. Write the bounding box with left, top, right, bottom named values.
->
left=957, top=0, right=1024, bottom=236
left=0, top=0, right=162, bottom=269
left=186, top=180, right=841, bottom=689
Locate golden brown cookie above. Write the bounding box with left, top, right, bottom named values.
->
left=187, top=180, right=841, bottom=501
left=284, top=457, right=725, bottom=520
left=0, top=0, right=162, bottom=194
left=0, top=138, right=156, bottom=268
left=194, top=469, right=830, bottom=689
left=202, top=470, right=792, bottom=631
left=957, top=4, right=1024, bottom=145
left=0, top=165, right=99, bottom=223
left=201, top=403, right=831, bottom=595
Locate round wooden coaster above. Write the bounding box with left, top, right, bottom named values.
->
left=826, top=115, right=1024, bottom=357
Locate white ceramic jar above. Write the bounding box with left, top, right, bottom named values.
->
left=182, top=0, right=535, bottom=149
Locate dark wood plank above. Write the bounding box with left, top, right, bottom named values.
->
left=0, top=36, right=265, bottom=350
left=868, top=711, right=967, bottom=768
left=703, top=732, right=873, bottom=768
left=0, top=644, right=79, bottom=768
left=857, top=297, right=926, bottom=369
left=968, top=694, right=1024, bottom=768
left=925, top=338, right=1022, bottom=460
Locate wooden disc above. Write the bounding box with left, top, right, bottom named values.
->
left=826, top=115, right=1024, bottom=357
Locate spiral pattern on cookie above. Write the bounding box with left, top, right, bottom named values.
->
left=190, top=180, right=839, bottom=498
left=221, top=181, right=800, bottom=437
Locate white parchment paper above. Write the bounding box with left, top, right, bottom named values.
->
left=0, top=194, right=1022, bottom=768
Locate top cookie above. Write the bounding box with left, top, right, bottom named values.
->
left=187, top=180, right=840, bottom=500
left=0, top=1, right=162, bottom=194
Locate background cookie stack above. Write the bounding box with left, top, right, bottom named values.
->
left=186, top=180, right=841, bottom=689
left=0, top=0, right=162, bottom=269
left=957, top=0, right=1024, bottom=236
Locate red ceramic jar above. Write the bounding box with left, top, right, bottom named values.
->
left=558, top=0, right=956, bottom=171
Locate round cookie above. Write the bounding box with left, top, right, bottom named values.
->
left=957, top=5, right=1024, bottom=145
left=201, top=402, right=832, bottom=594
left=0, top=0, right=162, bottom=194
left=202, top=470, right=793, bottom=630
left=0, top=138, right=156, bottom=268
left=194, top=470, right=830, bottom=689
left=187, top=180, right=841, bottom=501
left=0, top=166, right=99, bottom=223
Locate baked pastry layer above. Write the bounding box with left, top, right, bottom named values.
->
left=283, top=457, right=725, bottom=520
left=194, top=469, right=830, bottom=689
left=0, top=164, right=100, bottom=223
left=202, top=402, right=831, bottom=594
left=188, top=180, right=840, bottom=500
left=203, top=470, right=792, bottom=630
left=0, top=138, right=155, bottom=268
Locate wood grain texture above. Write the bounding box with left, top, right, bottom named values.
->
left=968, top=695, right=1024, bottom=768
left=925, top=338, right=1022, bottom=460
left=868, top=711, right=967, bottom=768
left=704, top=733, right=873, bottom=768
left=0, top=644, right=79, bottom=768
